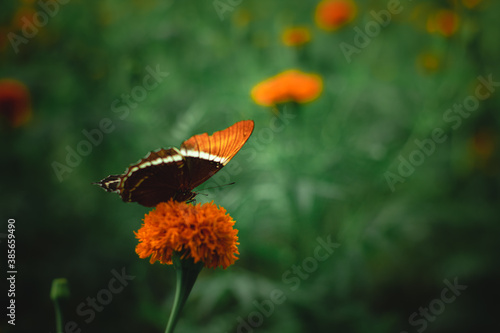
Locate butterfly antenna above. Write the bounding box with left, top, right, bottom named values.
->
left=195, top=182, right=236, bottom=197
left=199, top=182, right=235, bottom=191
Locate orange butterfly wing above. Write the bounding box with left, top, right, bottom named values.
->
left=180, top=120, right=254, bottom=188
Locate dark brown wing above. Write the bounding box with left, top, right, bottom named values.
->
left=95, top=148, right=191, bottom=207
left=180, top=120, right=254, bottom=188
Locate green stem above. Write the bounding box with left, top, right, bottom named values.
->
left=54, top=300, right=63, bottom=333
left=165, top=252, right=204, bottom=333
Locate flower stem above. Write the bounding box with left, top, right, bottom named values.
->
left=53, top=300, right=63, bottom=333
left=165, top=252, right=204, bottom=333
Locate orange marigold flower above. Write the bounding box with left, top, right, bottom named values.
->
left=135, top=200, right=239, bottom=269
left=282, top=27, right=311, bottom=47
left=427, top=9, right=460, bottom=37
left=315, top=0, right=357, bottom=31
left=251, top=70, right=323, bottom=107
left=0, top=79, right=32, bottom=128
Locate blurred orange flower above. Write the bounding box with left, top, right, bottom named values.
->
left=233, top=9, right=252, bottom=28
left=11, top=6, right=37, bottom=30
left=427, top=9, right=460, bottom=37
left=0, top=79, right=32, bottom=128
left=417, top=52, right=442, bottom=73
left=472, top=128, right=495, bottom=160
left=315, top=0, right=357, bottom=31
left=135, top=200, right=239, bottom=269
left=462, top=0, right=482, bottom=9
left=469, top=128, right=496, bottom=173
left=282, top=27, right=311, bottom=46
left=251, top=70, right=323, bottom=107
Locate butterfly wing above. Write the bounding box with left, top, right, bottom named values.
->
left=180, top=120, right=254, bottom=189
left=95, top=120, right=254, bottom=207
left=96, top=148, right=191, bottom=207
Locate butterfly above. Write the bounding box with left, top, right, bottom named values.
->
left=94, top=120, right=254, bottom=207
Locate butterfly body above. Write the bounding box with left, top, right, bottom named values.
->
left=94, top=120, right=254, bottom=207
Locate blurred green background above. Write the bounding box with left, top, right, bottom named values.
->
left=1, top=0, right=499, bottom=332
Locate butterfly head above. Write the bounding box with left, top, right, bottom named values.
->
left=173, top=189, right=196, bottom=203
left=93, top=175, right=121, bottom=193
